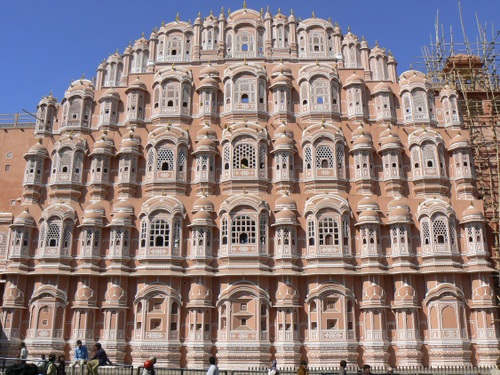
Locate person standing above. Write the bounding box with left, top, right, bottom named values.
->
left=339, top=360, right=347, bottom=375
left=206, top=356, right=219, bottom=375
left=297, top=361, right=308, bottom=375
left=268, top=360, right=278, bottom=375
left=87, top=343, right=112, bottom=375
left=69, top=340, right=88, bottom=375
left=57, top=355, right=66, bottom=375
left=19, top=342, right=29, bottom=360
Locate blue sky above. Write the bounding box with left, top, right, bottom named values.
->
left=1, top=0, right=498, bottom=113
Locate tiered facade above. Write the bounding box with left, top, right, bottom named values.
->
left=0, top=5, right=498, bottom=369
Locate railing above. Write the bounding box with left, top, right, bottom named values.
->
left=0, top=113, right=36, bottom=129
left=0, top=359, right=495, bottom=375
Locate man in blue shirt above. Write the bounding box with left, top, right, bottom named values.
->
left=68, top=340, right=88, bottom=375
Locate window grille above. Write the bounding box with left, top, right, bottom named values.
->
left=149, top=219, right=170, bottom=247
left=231, top=215, right=256, bottom=244
left=233, top=143, right=256, bottom=169
left=157, top=147, right=174, bottom=171
left=316, top=145, right=334, bottom=169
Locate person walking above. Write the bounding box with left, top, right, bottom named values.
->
left=46, top=354, right=58, bottom=375
left=206, top=356, right=219, bottom=375
left=87, top=343, right=112, bottom=375
left=68, top=340, right=88, bottom=375
left=297, top=361, right=308, bottom=375
left=339, top=360, right=347, bottom=375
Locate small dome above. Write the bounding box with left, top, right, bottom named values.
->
left=472, top=284, right=495, bottom=304
left=387, top=197, right=409, bottom=211
left=187, top=282, right=213, bottom=307
left=358, top=209, right=380, bottom=224
left=197, top=124, right=217, bottom=140
left=449, top=133, right=470, bottom=150
left=373, top=81, right=392, bottom=94
left=26, top=140, right=49, bottom=157
left=13, top=210, right=36, bottom=227
left=358, top=196, right=379, bottom=211
left=272, top=63, right=292, bottom=76
left=193, top=208, right=212, bottom=221
left=197, top=136, right=216, bottom=148
left=276, top=207, right=296, bottom=221
left=344, top=72, right=364, bottom=87
left=394, top=284, right=418, bottom=306
left=193, top=195, right=215, bottom=212
left=120, top=133, right=141, bottom=150
left=68, top=78, right=95, bottom=92
left=199, top=75, right=219, bottom=88
left=100, top=88, right=120, bottom=100
left=272, top=73, right=291, bottom=86
left=275, top=194, right=297, bottom=211
left=353, top=134, right=373, bottom=147
left=200, top=63, right=219, bottom=77
left=104, top=284, right=127, bottom=306
left=75, top=285, right=97, bottom=304
left=275, top=282, right=299, bottom=307
left=362, top=283, right=386, bottom=305
left=126, top=77, right=147, bottom=92
left=274, top=135, right=294, bottom=147
left=351, top=125, right=366, bottom=139
left=275, top=122, right=293, bottom=138
left=113, top=199, right=134, bottom=214
left=461, top=203, right=485, bottom=224
left=3, top=284, right=24, bottom=307
left=92, top=134, right=114, bottom=153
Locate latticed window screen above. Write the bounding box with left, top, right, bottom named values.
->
left=432, top=217, right=448, bottom=244
left=318, top=217, right=339, bottom=246
left=59, top=150, right=72, bottom=172
left=260, top=216, right=267, bottom=245
left=311, top=79, right=329, bottom=105
left=62, top=223, right=72, bottom=251
left=46, top=222, right=61, bottom=247
left=308, top=219, right=315, bottom=245
left=336, top=145, right=344, bottom=170
left=233, top=144, right=256, bottom=169
left=149, top=219, right=170, bottom=247
left=316, top=145, right=334, bottom=168
left=223, top=145, right=230, bottom=168
left=140, top=220, right=148, bottom=247
left=304, top=146, right=312, bottom=169
left=259, top=144, right=266, bottom=169
left=221, top=217, right=228, bottom=244
left=173, top=219, right=181, bottom=247
left=231, top=215, right=256, bottom=244
left=235, top=79, right=256, bottom=103
left=343, top=217, right=350, bottom=245
left=157, top=148, right=174, bottom=171
left=413, top=91, right=427, bottom=113
left=178, top=149, right=186, bottom=171
left=391, top=226, right=407, bottom=244
left=422, top=221, right=431, bottom=245
left=423, top=144, right=436, bottom=168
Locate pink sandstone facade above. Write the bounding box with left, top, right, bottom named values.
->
left=0, top=5, right=498, bottom=369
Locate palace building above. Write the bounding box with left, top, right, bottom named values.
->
left=0, top=5, right=498, bottom=369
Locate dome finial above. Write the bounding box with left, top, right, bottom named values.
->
left=175, top=13, right=180, bottom=22
left=220, top=6, right=224, bottom=14
left=311, top=10, right=315, bottom=18
left=347, top=25, right=351, bottom=32
left=141, top=32, right=145, bottom=38
left=243, top=0, right=247, bottom=10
